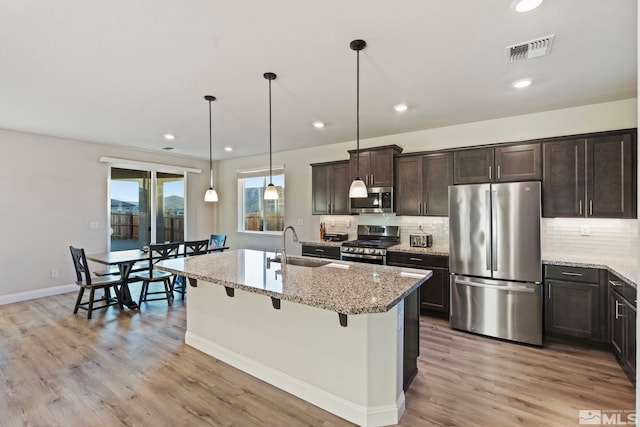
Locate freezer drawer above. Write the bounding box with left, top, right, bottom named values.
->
left=450, top=275, right=543, bottom=346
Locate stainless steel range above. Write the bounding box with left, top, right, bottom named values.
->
left=340, top=225, right=400, bottom=264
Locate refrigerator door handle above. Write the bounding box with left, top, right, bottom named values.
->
left=485, top=190, right=492, bottom=271
left=455, top=278, right=536, bottom=293
left=491, top=190, right=498, bottom=272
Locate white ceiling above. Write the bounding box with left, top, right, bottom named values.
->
left=0, top=1, right=636, bottom=160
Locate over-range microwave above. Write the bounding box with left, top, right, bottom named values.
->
left=350, top=187, right=394, bottom=214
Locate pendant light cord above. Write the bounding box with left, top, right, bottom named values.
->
left=268, top=78, right=273, bottom=184
left=208, top=99, right=213, bottom=188
left=356, top=47, right=360, bottom=179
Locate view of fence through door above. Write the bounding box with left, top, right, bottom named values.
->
left=109, top=168, right=185, bottom=251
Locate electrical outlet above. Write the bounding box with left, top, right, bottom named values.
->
left=89, top=221, right=98, bottom=230
left=297, top=218, right=303, bottom=226
left=50, top=269, right=59, bottom=278
left=580, top=225, right=591, bottom=236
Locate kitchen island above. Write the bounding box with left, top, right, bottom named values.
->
left=157, top=249, right=432, bottom=427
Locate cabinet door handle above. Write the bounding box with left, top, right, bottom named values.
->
left=315, top=248, right=325, bottom=253
left=609, top=280, right=624, bottom=287
left=561, top=272, right=583, bottom=277
left=497, top=165, right=501, bottom=180
left=579, top=200, right=583, bottom=216
left=409, top=257, right=423, bottom=262
left=615, top=300, right=625, bottom=319
left=589, top=200, right=593, bottom=216
left=488, top=166, right=492, bottom=181
left=548, top=282, right=551, bottom=299
left=424, top=201, right=428, bottom=214
left=418, top=202, right=422, bottom=215
left=370, top=174, right=374, bottom=185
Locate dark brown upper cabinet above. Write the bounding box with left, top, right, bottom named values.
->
left=395, top=153, right=453, bottom=216
left=453, top=143, right=541, bottom=184
left=348, top=145, right=403, bottom=188
left=311, top=160, right=351, bottom=215
left=543, top=132, right=636, bottom=218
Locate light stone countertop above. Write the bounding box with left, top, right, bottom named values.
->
left=299, top=240, right=638, bottom=288
left=156, top=249, right=432, bottom=315
left=387, top=244, right=450, bottom=257
left=299, top=240, right=344, bottom=247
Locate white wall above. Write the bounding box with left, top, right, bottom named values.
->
left=0, top=129, right=214, bottom=297
left=217, top=98, right=638, bottom=254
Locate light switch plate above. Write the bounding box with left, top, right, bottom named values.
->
left=89, top=221, right=98, bottom=230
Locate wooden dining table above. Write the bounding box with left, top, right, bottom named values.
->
left=85, top=249, right=150, bottom=309
left=86, top=246, right=229, bottom=309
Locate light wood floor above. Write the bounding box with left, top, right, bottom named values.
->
left=0, top=289, right=634, bottom=427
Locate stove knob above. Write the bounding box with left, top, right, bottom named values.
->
left=357, top=248, right=365, bottom=254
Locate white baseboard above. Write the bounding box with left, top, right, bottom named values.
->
left=186, top=331, right=403, bottom=427
left=0, top=284, right=77, bottom=306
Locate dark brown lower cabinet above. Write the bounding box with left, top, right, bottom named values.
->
left=387, top=252, right=449, bottom=316
left=609, top=275, right=636, bottom=384
left=544, top=265, right=608, bottom=345
left=403, top=288, right=419, bottom=391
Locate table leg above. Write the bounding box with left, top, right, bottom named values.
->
left=119, top=262, right=139, bottom=310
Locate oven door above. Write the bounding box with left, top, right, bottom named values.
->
left=340, top=252, right=385, bottom=265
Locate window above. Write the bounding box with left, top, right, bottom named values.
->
left=238, top=167, right=285, bottom=233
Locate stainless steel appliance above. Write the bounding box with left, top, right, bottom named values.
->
left=449, top=181, right=542, bottom=346
left=340, top=225, right=399, bottom=264
left=349, top=187, right=393, bottom=214
left=409, top=234, right=432, bottom=248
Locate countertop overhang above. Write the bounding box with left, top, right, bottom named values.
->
left=156, top=249, right=432, bottom=315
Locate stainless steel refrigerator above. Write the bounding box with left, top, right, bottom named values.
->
left=449, top=181, right=543, bottom=346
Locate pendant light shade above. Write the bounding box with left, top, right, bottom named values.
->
left=349, top=39, right=368, bottom=199
left=263, top=72, right=279, bottom=201
left=204, top=95, right=219, bottom=202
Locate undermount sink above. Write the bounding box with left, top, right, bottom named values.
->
left=271, top=258, right=330, bottom=268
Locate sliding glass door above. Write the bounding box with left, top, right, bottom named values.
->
left=109, top=167, right=185, bottom=251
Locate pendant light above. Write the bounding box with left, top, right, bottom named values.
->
left=203, top=95, right=219, bottom=202
left=349, top=39, right=368, bottom=199
left=263, top=72, right=279, bottom=200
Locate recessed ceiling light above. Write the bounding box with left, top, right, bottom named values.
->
left=394, top=104, right=408, bottom=112
left=312, top=121, right=325, bottom=128
left=161, top=146, right=175, bottom=151
left=512, top=78, right=532, bottom=89
left=163, top=133, right=175, bottom=140
left=512, top=0, right=543, bottom=12
left=224, top=146, right=233, bottom=152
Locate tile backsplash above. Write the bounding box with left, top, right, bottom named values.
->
left=320, top=215, right=637, bottom=265
left=541, top=218, right=637, bottom=264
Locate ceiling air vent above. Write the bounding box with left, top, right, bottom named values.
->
left=506, top=34, right=555, bottom=63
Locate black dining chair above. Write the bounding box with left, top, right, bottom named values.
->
left=173, top=239, right=210, bottom=300
left=135, top=242, right=180, bottom=306
left=208, top=234, right=227, bottom=252
left=69, top=246, right=130, bottom=319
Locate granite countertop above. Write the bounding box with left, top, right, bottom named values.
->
left=387, top=244, right=450, bottom=257
left=297, top=240, right=637, bottom=288
left=299, top=240, right=345, bottom=247
left=156, top=249, right=432, bottom=315
left=542, top=255, right=637, bottom=288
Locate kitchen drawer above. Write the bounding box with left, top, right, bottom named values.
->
left=301, top=245, right=340, bottom=260
left=609, top=272, right=637, bottom=308
left=386, top=252, right=448, bottom=269
left=545, top=265, right=600, bottom=283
